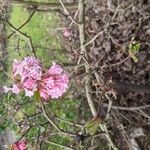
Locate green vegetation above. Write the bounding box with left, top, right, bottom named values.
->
left=0, top=3, right=77, bottom=149
left=7, top=4, right=68, bottom=74
left=128, top=38, right=141, bottom=63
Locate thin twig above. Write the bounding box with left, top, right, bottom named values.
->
left=100, top=124, right=118, bottom=150
left=59, top=0, right=78, bottom=26
left=108, top=56, right=130, bottom=67
left=104, top=104, right=150, bottom=111
left=19, top=126, right=32, bottom=141
left=136, top=109, right=150, bottom=120
left=84, top=29, right=106, bottom=47
left=11, top=0, right=77, bottom=9
left=7, top=10, right=36, bottom=39
left=42, top=138, right=75, bottom=150
left=63, top=62, right=86, bottom=69
left=69, top=10, right=79, bottom=27
left=78, top=0, right=97, bottom=117
left=6, top=20, right=37, bottom=57
left=53, top=113, right=83, bottom=128
left=41, top=102, right=61, bottom=132
left=40, top=102, right=75, bottom=137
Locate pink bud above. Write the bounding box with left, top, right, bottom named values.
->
left=63, top=28, right=70, bottom=38
left=12, top=140, right=26, bottom=150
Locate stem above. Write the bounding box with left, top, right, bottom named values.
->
left=43, top=138, right=74, bottom=150
left=11, top=0, right=77, bottom=9
left=78, top=0, right=97, bottom=117
left=6, top=20, right=37, bottom=57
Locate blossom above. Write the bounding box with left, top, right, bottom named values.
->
left=4, top=57, right=69, bottom=101
left=12, top=84, right=20, bottom=94
left=12, top=140, right=26, bottom=150
left=39, top=87, right=49, bottom=100
left=11, top=56, right=42, bottom=96
left=39, top=62, right=69, bottom=100
left=63, top=28, right=71, bottom=38
left=3, top=86, right=12, bottom=93
left=23, top=78, right=37, bottom=90
left=24, top=89, right=34, bottom=97
left=3, top=85, right=20, bottom=94
left=13, top=56, right=42, bottom=82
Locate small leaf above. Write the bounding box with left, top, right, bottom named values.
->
left=15, top=110, right=24, bottom=121
left=85, top=118, right=100, bottom=135
left=40, top=126, right=45, bottom=133
left=128, top=42, right=141, bottom=63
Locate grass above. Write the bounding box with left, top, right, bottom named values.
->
left=1, top=3, right=75, bottom=149
left=6, top=3, right=68, bottom=76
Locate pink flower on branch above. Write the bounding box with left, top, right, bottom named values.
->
left=39, top=62, right=69, bottom=100
left=13, top=56, right=42, bottom=82
left=12, top=84, right=20, bottom=94
left=4, top=57, right=69, bottom=101
left=63, top=28, right=71, bottom=38
left=12, top=140, right=26, bottom=150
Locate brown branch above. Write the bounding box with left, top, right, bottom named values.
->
left=104, top=104, right=150, bottom=111
left=7, top=10, right=36, bottom=39
left=108, top=56, right=130, bottom=67
left=51, top=111, right=83, bottom=128
left=6, top=20, right=37, bottom=57
left=59, top=0, right=78, bottom=26
left=42, top=138, right=75, bottom=150
left=78, top=0, right=97, bottom=117
left=11, top=0, right=77, bottom=9
left=29, top=7, right=60, bottom=12
left=40, top=102, right=76, bottom=138
left=77, top=1, right=118, bottom=149
left=84, top=29, right=106, bottom=47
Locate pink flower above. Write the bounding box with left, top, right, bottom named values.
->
left=39, top=88, right=49, bottom=100
left=23, top=78, right=37, bottom=90
left=12, top=56, right=42, bottom=82
left=12, top=84, right=20, bottom=94
left=24, top=89, right=34, bottom=97
left=12, top=59, right=22, bottom=78
left=10, top=56, right=42, bottom=96
left=39, top=62, right=69, bottom=100
left=4, top=57, right=69, bottom=101
left=63, top=28, right=71, bottom=38
left=12, top=140, right=26, bottom=150
left=3, top=86, right=12, bottom=93
left=48, top=62, right=63, bottom=74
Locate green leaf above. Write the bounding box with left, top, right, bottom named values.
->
left=15, top=110, right=24, bottom=121
left=132, top=55, right=138, bottom=63
left=85, top=120, right=100, bottom=135
left=128, top=42, right=141, bottom=63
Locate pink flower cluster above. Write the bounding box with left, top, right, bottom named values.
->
left=12, top=140, right=26, bottom=150
left=4, top=56, right=69, bottom=100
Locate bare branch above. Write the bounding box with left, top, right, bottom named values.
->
left=40, top=102, right=75, bottom=138
left=7, top=10, right=36, bottom=39
left=41, top=102, right=62, bottom=132
left=42, top=138, right=75, bottom=150
left=6, top=20, right=37, bottom=57
left=78, top=0, right=97, bottom=117
left=11, top=0, right=77, bottom=9
left=84, top=30, right=106, bottom=47
left=59, top=0, right=78, bottom=26
left=104, top=104, right=150, bottom=111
